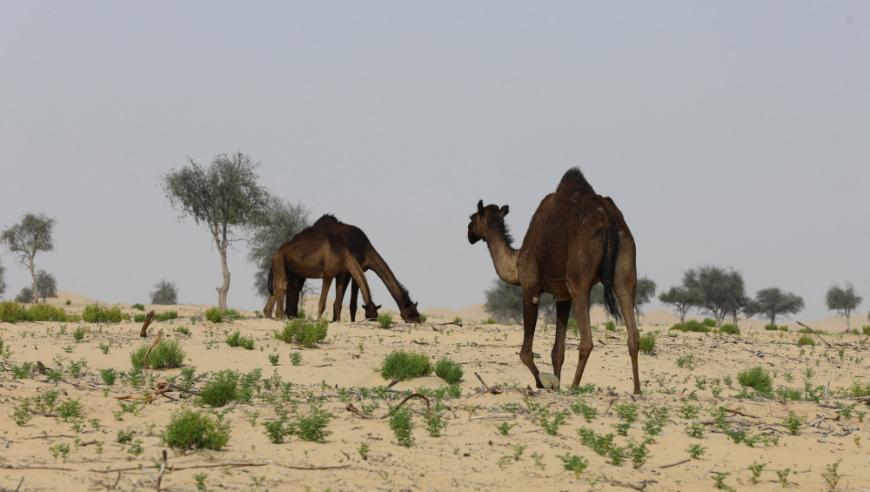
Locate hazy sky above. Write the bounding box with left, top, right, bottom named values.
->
left=1, top=2, right=868, bottom=320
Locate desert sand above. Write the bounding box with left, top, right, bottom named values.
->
left=1, top=293, right=868, bottom=491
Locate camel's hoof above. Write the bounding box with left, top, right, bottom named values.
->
left=539, top=373, right=560, bottom=390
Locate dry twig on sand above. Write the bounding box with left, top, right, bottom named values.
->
left=139, top=311, right=156, bottom=337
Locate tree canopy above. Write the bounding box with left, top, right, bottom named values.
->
left=682, top=266, right=747, bottom=325
left=825, top=283, right=862, bottom=330
left=658, top=285, right=699, bottom=322
left=484, top=279, right=556, bottom=323
left=246, top=197, right=309, bottom=298
left=634, top=276, right=657, bottom=314
left=151, top=279, right=179, bottom=305
left=745, top=287, right=804, bottom=326
left=164, top=153, right=271, bottom=309
left=1, top=213, right=55, bottom=301
left=0, top=261, right=5, bottom=299
left=35, top=270, right=57, bottom=302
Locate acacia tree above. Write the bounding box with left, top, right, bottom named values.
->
left=484, top=279, right=556, bottom=323
left=164, top=153, right=270, bottom=309
left=745, top=287, right=804, bottom=327
left=658, top=285, right=698, bottom=322
left=0, top=261, right=5, bottom=299
left=35, top=270, right=57, bottom=302
left=151, top=279, right=179, bottom=305
left=634, top=276, right=656, bottom=316
left=1, top=213, right=55, bottom=302
left=825, top=283, right=862, bottom=331
left=246, top=196, right=309, bottom=298
left=683, top=266, right=747, bottom=326
left=15, top=288, right=33, bottom=303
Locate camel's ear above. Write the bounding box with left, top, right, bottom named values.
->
left=376, top=305, right=382, bottom=310
left=499, top=205, right=509, bottom=217
left=477, top=200, right=484, bottom=214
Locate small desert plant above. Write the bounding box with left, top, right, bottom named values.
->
left=497, top=422, right=515, bottom=436
left=381, top=351, right=432, bottom=381
left=154, top=311, right=178, bottom=322
left=377, top=313, right=393, bottom=329
left=100, top=368, right=117, bottom=385
left=290, top=352, right=302, bottom=366
left=163, top=409, right=230, bottom=451
left=72, top=326, right=86, bottom=342
left=688, top=443, right=705, bottom=459
left=718, top=324, right=740, bottom=335
left=25, top=303, right=69, bottom=322
left=797, top=334, right=815, bottom=346
left=615, top=403, right=638, bottom=423
left=822, top=460, right=842, bottom=489
left=676, top=353, right=697, bottom=369
left=638, top=333, right=656, bottom=354
left=783, top=411, right=804, bottom=435
left=571, top=399, right=598, bottom=422
left=130, top=340, right=185, bottom=369
left=295, top=405, right=332, bottom=442
left=204, top=307, right=240, bottom=323
left=559, top=454, right=588, bottom=477
left=749, top=461, right=766, bottom=484
left=82, top=304, right=125, bottom=323
left=132, top=303, right=145, bottom=311
left=225, top=330, right=255, bottom=349
left=434, top=357, right=463, bottom=384
left=174, top=326, right=191, bottom=336
left=862, top=325, right=870, bottom=336
left=268, top=353, right=279, bottom=366
left=670, top=320, right=712, bottom=333
left=604, top=320, right=616, bottom=331
left=390, top=406, right=414, bottom=447
left=57, top=399, right=82, bottom=421
left=198, top=369, right=259, bottom=407
left=274, top=318, right=328, bottom=347
left=0, top=301, right=29, bottom=323
left=737, top=366, right=772, bottom=396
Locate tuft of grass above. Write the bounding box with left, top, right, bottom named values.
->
left=204, top=307, right=240, bottom=323
left=377, top=313, right=393, bottom=329
left=688, top=443, right=705, bottom=459
left=100, top=368, right=117, bottom=385
left=389, top=407, right=414, bottom=447
left=559, top=454, right=588, bottom=477
left=737, top=366, right=772, bottom=396
left=381, top=351, right=432, bottom=381
left=295, top=405, right=332, bottom=442
left=225, top=331, right=255, bottom=350
left=718, top=324, right=740, bottom=335
left=72, top=326, right=86, bottom=342
left=676, top=354, right=697, bottom=370
left=290, top=352, right=302, bottom=366
left=268, top=353, right=279, bottom=366
left=862, top=325, right=870, bottom=336
left=797, top=335, right=815, bottom=346
left=639, top=333, right=656, bottom=354
left=197, top=369, right=260, bottom=407
left=0, top=302, right=29, bottom=323
left=274, top=318, right=328, bottom=348
left=163, top=409, right=230, bottom=451
left=131, top=340, right=185, bottom=369
left=131, top=303, right=145, bottom=311
left=82, top=304, right=126, bottom=323
left=174, top=326, right=191, bottom=336
left=604, top=321, right=616, bottom=331
left=783, top=411, right=804, bottom=435
left=671, top=320, right=711, bottom=333
left=434, top=357, right=463, bottom=384
left=822, top=460, right=842, bottom=490
left=1, top=302, right=70, bottom=323
left=154, top=311, right=178, bottom=322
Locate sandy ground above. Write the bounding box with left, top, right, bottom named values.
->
left=1, top=295, right=868, bottom=491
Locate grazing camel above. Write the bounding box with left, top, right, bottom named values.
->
left=467, top=168, right=641, bottom=393
left=263, top=225, right=380, bottom=321
left=311, top=215, right=421, bottom=323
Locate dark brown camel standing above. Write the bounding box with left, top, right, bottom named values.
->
left=310, top=215, right=421, bottom=323
left=467, top=168, right=641, bottom=393
left=263, top=225, right=380, bottom=321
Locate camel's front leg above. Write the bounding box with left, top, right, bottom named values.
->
left=520, top=290, right=543, bottom=388
left=318, top=277, right=333, bottom=320
left=332, top=273, right=350, bottom=322
left=551, top=299, right=572, bottom=384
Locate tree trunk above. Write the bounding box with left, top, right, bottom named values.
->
left=217, top=247, right=230, bottom=310
left=28, top=260, right=37, bottom=304
left=769, top=315, right=776, bottom=327
left=845, top=310, right=851, bottom=332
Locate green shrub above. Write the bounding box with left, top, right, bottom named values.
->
left=100, top=368, right=117, bottom=385
left=57, top=399, right=82, bottom=421
left=0, top=302, right=28, bottom=323
left=783, top=411, right=804, bottom=435
left=204, top=307, right=240, bottom=323
left=797, top=335, right=815, bottom=347
left=670, top=320, right=711, bottom=333
left=737, top=366, right=772, bottom=396
left=389, top=407, right=413, bottom=447
left=381, top=351, right=432, bottom=381
left=377, top=313, right=393, bottom=329
left=274, top=318, right=328, bottom=348
left=26, top=303, right=68, bottom=322
left=133, top=314, right=147, bottom=323
left=132, top=303, right=145, bottom=311
left=434, top=357, right=463, bottom=384
left=295, top=405, right=332, bottom=443
left=718, top=324, right=740, bottom=335
left=163, top=409, right=230, bottom=451
left=197, top=369, right=260, bottom=407
left=764, top=323, right=778, bottom=331
left=604, top=321, right=616, bottom=331
left=154, top=311, right=178, bottom=322
left=72, top=326, right=86, bottom=342
left=559, top=454, right=588, bottom=477
left=82, top=304, right=125, bottom=323
left=225, top=331, right=254, bottom=349
left=639, top=333, right=656, bottom=354
left=702, top=318, right=716, bottom=327
left=798, top=326, right=814, bottom=334
left=175, top=326, right=191, bottom=336
left=130, top=340, right=185, bottom=369
left=861, top=326, right=870, bottom=336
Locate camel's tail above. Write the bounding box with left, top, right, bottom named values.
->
left=267, top=265, right=274, bottom=296
left=600, top=225, right=622, bottom=322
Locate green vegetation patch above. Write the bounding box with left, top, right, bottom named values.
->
left=130, top=340, right=185, bottom=369
left=274, top=318, right=328, bottom=347
left=163, top=409, right=230, bottom=451
left=381, top=351, right=432, bottom=381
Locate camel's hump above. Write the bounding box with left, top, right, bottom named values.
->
left=555, top=167, right=595, bottom=196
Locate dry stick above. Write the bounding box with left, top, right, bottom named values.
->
left=141, top=330, right=163, bottom=369
left=139, top=311, right=156, bottom=338
left=474, top=372, right=502, bottom=394
left=723, top=408, right=760, bottom=419
left=155, top=449, right=168, bottom=491
left=796, top=321, right=832, bottom=347
left=111, top=471, right=122, bottom=490
left=14, top=477, right=24, bottom=492
left=0, top=464, right=76, bottom=472
left=659, top=458, right=692, bottom=469
left=346, top=393, right=431, bottom=420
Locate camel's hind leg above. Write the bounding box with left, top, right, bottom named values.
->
left=349, top=280, right=359, bottom=322
left=332, top=273, right=350, bottom=322
left=318, top=277, right=333, bottom=319
left=614, top=242, right=641, bottom=394
left=520, top=289, right=543, bottom=388
left=551, top=299, right=572, bottom=384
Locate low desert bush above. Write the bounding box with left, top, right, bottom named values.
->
left=670, top=320, right=711, bottom=333
left=274, top=318, right=328, bottom=348
left=638, top=333, right=656, bottom=354
left=389, top=407, right=414, bottom=447
left=862, top=325, right=870, bottom=336
left=0, top=302, right=28, bottom=323
left=702, top=318, right=717, bottom=327
left=0, top=302, right=69, bottom=323
left=132, top=303, right=145, bottom=311
left=295, top=405, right=332, bottom=443
left=434, top=357, right=463, bottom=384
left=381, top=351, right=432, bottom=381
left=737, top=366, right=772, bottom=396
left=130, top=340, right=185, bottom=369
left=378, top=313, right=393, bottom=329
left=718, top=324, right=740, bottom=335
left=204, top=307, right=240, bottom=323
left=797, top=335, right=815, bottom=346
left=163, top=409, right=230, bottom=451
left=197, top=369, right=260, bottom=407
left=154, top=311, right=178, bottom=322
left=82, top=304, right=126, bottom=323
left=225, top=331, right=255, bottom=350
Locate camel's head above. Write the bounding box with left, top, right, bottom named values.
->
left=400, top=302, right=422, bottom=323
left=468, top=200, right=510, bottom=244
left=363, top=302, right=381, bottom=321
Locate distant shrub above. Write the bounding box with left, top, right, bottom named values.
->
left=274, top=318, right=328, bottom=348
left=26, top=303, right=68, bottom=322
left=132, top=303, right=145, bottom=311
left=130, top=340, right=185, bottom=369
left=381, top=351, right=431, bottom=381
left=15, top=288, right=34, bottom=304
left=719, top=324, right=740, bottom=335
left=482, top=317, right=497, bottom=325
left=862, top=326, right=870, bottom=336
left=764, top=324, right=778, bottom=331
left=175, top=326, right=191, bottom=336
left=377, top=313, right=393, bottom=329
left=82, top=304, right=126, bottom=323
left=0, top=302, right=28, bottom=323
left=797, top=335, right=815, bottom=347
left=798, top=326, right=814, bottom=334
left=151, top=280, right=178, bottom=305
left=702, top=318, right=717, bottom=327
left=197, top=369, right=260, bottom=407
left=163, top=409, right=229, bottom=451
left=604, top=321, right=616, bottom=331
left=670, top=320, right=711, bottom=333
left=225, top=331, right=254, bottom=350
left=737, top=366, right=772, bottom=396
left=204, top=307, right=240, bottom=323
left=133, top=314, right=147, bottom=323
left=295, top=405, right=332, bottom=443
left=155, top=311, right=178, bottom=322
left=434, top=357, right=463, bottom=384
left=639, top=333, right=656, bottom=354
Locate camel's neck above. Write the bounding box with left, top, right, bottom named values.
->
left=366, top=249, right=414, bottom=308
left=486, top=234, right=520, bottom=285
